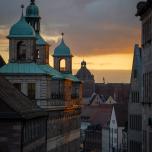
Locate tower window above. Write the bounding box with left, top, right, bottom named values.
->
left=17, top=41, right=26, bottom=60
left=60, top=59, right=66, bottom=72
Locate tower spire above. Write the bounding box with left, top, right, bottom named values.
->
left=61, top=32, right=64, bottom=40
left=31, top=0, right=35, bottom=4
left=21, top=4, right=24, bottom=17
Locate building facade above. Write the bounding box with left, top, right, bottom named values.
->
left=128, top=45, right=142, bottom=152
left=128, top=1, right=152, bottom=152
left=0, top=0, right=82, bottom=152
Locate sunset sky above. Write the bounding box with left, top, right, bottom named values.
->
left=0, top=0, right=141, bottom=82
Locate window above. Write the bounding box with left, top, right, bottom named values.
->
left=129, top=115, right=142, bottom=131
left=35, top=49, right=40, bottom=59
left=131, top=91, right=139, bottom=103
left=17, top=41, right=26, bottom=60
left=112, top=120, right=115, bottom=124
left=28, top=83, right=36, bottom=99
left=13, top=83, right=21, bottom=91
left=142, top=16, right=152, bottom=46
left=114, top=129, right=118, bottom=133
left=129, top=140, right=142, bottom=152
left=60, top=59, right=66, bottom=72
left=143, top=72, right=152, bottom=103
left=134, top=69, right=137, bottom=79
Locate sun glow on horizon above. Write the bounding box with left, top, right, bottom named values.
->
left=0, top=50, right=133, bottom=71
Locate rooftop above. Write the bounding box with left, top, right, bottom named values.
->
left=136, top=0, right=152, bottom=17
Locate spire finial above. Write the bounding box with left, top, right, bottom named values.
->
left=31, top=0, right=35, bottom=4
left=21, top=4, right=24, bottom=17
left=61, top=32, right=64, bottom=39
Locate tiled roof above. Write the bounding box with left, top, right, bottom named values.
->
left=39, top=64, right=64, bottom=79
left=36, top=33, right=48, bottom=46
left=0, top=63, right=81, bottom=82
left=62, top=73, right=80, bottom=82
left=54, top=39, right=72, bottom=57
left=8, top=16, right=36, bottom=38
left=0, top=63, right=46, bottom=75
left=0, top=76, right=47, bottom=119
left=81, top=105, right=113, bottom=127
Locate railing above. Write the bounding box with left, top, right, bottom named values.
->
left=51, top=93, right=64, bottom=99
left=71, top=94, right=79, bottom=99
left=35, top=96, right=81, bottom=108
left=36, top=98, right=65, bottom=108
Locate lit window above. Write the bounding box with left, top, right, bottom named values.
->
left=60, top=59, right=66, bottom=72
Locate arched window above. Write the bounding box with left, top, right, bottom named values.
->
left=17, top=41, right=26, bottom=60
left=60, top=59, right=66, bottom=72
left=34, top=49, right=39, bottom=59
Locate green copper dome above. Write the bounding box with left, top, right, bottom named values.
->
left=54, top=39, right=71, bottom=57
left=26, top=0, right=39, bottom=17
left=8, top=16, right=36, bottom=38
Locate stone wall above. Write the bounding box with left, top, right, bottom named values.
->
left=47, top=107, right=81, bottom=152
left=0, top=121, right=21, bottom=152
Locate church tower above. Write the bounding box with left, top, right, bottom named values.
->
left=76, top=60, right=95, bottom=97
left=8, top=5, right=37, bottom=63
left=53, top=33, right=73, bottom=73
left=26, top=0, right=49, bottom=64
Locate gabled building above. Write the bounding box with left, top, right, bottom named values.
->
left=0, top=76, right=47, bottom=152
left=89, top=93, right=116, bottom=105
left=81, top=104, right=128, bottom=152
left=0, top=0, right=82, bottom=152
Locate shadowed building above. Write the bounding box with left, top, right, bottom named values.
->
left=0, top=76, right=47, bottom=152
left=95, top=83, right=130, bottom=104
left=0, top=0, right=82, bottom=152
left=128, top=1, right=152, bottom=152
left=128, top=45, right=142, bottom=152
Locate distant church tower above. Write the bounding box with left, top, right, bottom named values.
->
left=76, top=60, right=95, bottom=97
left=25, top=0, right=49, bottom=64
left=53, top=33, right=73, bottom=74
